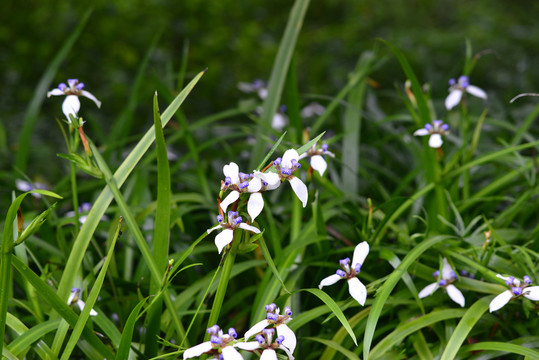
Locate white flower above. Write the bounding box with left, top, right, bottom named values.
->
left=237, top=79, right=268, bottom=100
left=220, top=163, right=280, bottom=221
left=300, top=102, right=325, bottom=118
left=243, top=304, right=296, bottom=353
left=183, top=325, right=243, bottom=359
left=298, top=143, right=335, bottom=176
left=272, top=149, right=308, bottom=207
left=207, top=211, right=261, bottom=254
left=418, top=258, right=465, bottom=307
left=66, top=202, right=108, bottom=224
left=318, top=242, right=369, bottom=306
left=15, top=179, right=49, bottom=199
left=47, top=79, right=101, bottom=122
left=413, top=120, right=449, bottom=148
left=445, top=75, right=487, bottom=110
left=236, top=328, right=294, bottom=360
left=67, top=287, right=97, bottom=316
left=489, top=274, right=539, bottom=312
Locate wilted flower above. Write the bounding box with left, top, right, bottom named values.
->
left=445, top=75, right=487, bottom=110
left=183, top=325, right=242, bottom=359
left=236, top=328, right=294, bottom=360
left=47, top=79, right=101, bottom=122
left=67, top=287, right=97, bottom=316
left=418, top=258, right=465, bottom=307
left=272, top=149, right=308, bottom=207
left=413, top=120, right=449, bottom=148
left=489, top=274, right=539, bottom=312
left=319, top=242, right=369, bottom=305
left=298, top=143, right=335, bottom=176
left=207, top=211, right=261, bottom=253
left=244, top=304, right=296, bottom=353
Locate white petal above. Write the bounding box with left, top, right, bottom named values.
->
left=238, top=222, right=261, bottom=234
left=489, top=290, right=513, bottom=312
left=260, top=349, right=278, bottom=360
left=89, top=307, right=98, bottom=316
left=413, top=128, right=430, bottom=137
left=441, top=258, right=453, bottom=280
left=257, top=88, right=268, bottom=100
left=81, top=90, right=102, bottom=108
left=237, top=81, right=255, bottom=93
left=347, top=277, right=367, bottom=305
left=466, top=85, right=487, bottom=100
left=261, top=172, right=280, bottom=186
left=272, top=113, right=288, bottom=131
left=15, top=179, right=33, bottom=192
left=276, top=324, right=297, bottom=353
left=428, top=134, right=443, bottom=148
left=446, top=284, right=465, bottom=307
left=62, top=95, right=80, bottom=121
left=221, top=346, right=243, bottom=360
left=265, top=178, right=282, bottom=191
left=247, top=177, right=262, bottom=193
left=445, top=90, right=463, bottom=110
left=278, top=344, right=295, bottom=360
left=235, top=341, right=260, bottom=351
left=496, top=274, right=511, bottom=281
left=215, top=229, right=234, bottom=253
left=247, top=193, right=264, bottom=221
left=47, top=88, right=65, bottom=97
left=418, top=283, right=439, bottom=299
left=310, top=155, right=327, bottom=176
left=207, top=224, right=223, bottom=234
left=67, top=292, right=76, bottom=305
left=220, top=191, right=240, bottom=212
left=223, top=163, right=240, bottom=184
left=282, top=149, right=299, bottom=168
left=319, top=274, right=343, bottom=289
left=244, top=319, right=269, bottom=341
left=524, top=286, right=539, bottom=301
left=183, top=342, right=213, bottom=359
left=288, top=176, right=308, bottom=207
left=352, top=242, right=370, bottom=268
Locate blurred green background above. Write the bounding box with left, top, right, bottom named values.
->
left=1, top=0, right=538, bottom=181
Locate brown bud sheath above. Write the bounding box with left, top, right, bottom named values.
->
left=17, top=207, right=23, bottom=234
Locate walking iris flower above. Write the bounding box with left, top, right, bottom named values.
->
left=413, top=120, right=449, bottom=148
left=489, top=274, right=539, bottom=312
left=237, top=79, right=268, bottom=100
left=207, top=211, right=261, bottom=254
left=244, top=304, right=296, bottom=353
left=67, top=287, right=98, bottom=316
left=418, top=258, right=465, bottom=307
left=273, top=149, right=308, bottom=207
left=236, top=328, right=294, bottom=360
left=298, top=143, right=335, bottom=176
left=219, top=162, right=280, bottom=221
left=47, top=79, right=101, bottom=122
left=318, top=241, right=369, bottom=306
left=445, top=75, right=487, bottom=110
left=183, top=325, right=242, bottom=359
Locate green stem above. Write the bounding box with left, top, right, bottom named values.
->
left=460, top=103, right=470, bottom=201
left=69, top=161, right=80, bottom=236
left=0, top=248, right=12, bottom=357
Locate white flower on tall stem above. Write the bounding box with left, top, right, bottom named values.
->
left=413, top=120, right=449, bottom=148
left=220, top=162, right=280, bottom=221
left=445, top=75, right=487, bottom=110
left=183, top=325, right=242, bottom=359
left=272, top=149, right=308, bottom=207
left=236, top=328, right=294, bottom=360
left=298, top=143, right=335, bottom=176
left=243, top=304, right=296, bottom=353
left=207, top=211, right=261, bottom=254
left=67, top=287, right=98, bottom=316
left=47, top=79, right=101, bottom=122
left=318, top=241, right=370, bottom=305
left=489, top=274, right=539, bottom=312
left=418, top=258, right=465, bottom=307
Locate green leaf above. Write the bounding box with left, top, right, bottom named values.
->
left=460, top=341, right=539, bottom=358
left=116, top=299, right=148, bottom=360
left=257, top=236, right=290, bottom=294
left=303, top=337, right=361, bottom=360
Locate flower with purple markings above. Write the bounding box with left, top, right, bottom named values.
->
left=236, top=328, right=294, bottom=360
left=243, top=304, right=296, bottom=353
left=318, top=241, right=369, bottom=306
left=207, top=211, right=261, bottom=254
left=47, top=79, right=101, bottom=122
left=413, top=120, right=449, bottom=148
left=238, top=79, right=268, bottom=100
left=298, top=143, right=335, bottom=176
left=183, top=325, right=242, bottom=359
left=67, top=287, right=97, bottom=316
left=272, top=149, right=308, bottom=207
left=220, top=162, right=280, bottom=221
left=445, top=75, right=487, bottom=110
left=418, top=258, right=465, bottom=307
left=489, top=274, right=539, bottom=312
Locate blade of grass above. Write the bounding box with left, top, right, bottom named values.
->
left=6, top=315, right=59, bottom=359
left=303, top=337, right=360, bottom=360
left=116, top=298, right=148, bottom=360
left=460, top=341, right=539, bottom=358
